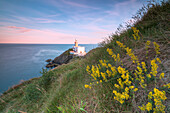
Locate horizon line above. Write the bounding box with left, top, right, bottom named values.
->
left=0, top=43, right=98, bottom=44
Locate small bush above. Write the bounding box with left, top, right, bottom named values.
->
left=24, top=84, right=42, bottom=102
left=39, top=71, right=54, bottom=90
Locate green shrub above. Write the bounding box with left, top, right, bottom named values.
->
left=24, top=84, right=42, bottom=102
left=39, top=71, right=54, bottom=90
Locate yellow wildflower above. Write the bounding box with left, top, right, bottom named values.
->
left=86, top=65, right=90, bottom=73
left=129, top=86, right=134, bottom=89
left=101, top=72, right=107, bottom=82
left=133, top=88, right=138, bottom=92
left=156, top=58, right=161, bottom=63
left=148, top=92, right=153, bottom=99
left=106, top=69, right=112, bottom=77
left=116, top=41, right=126, bottom=49
left=150, top=59, right=158, bottom=77
left=108, top=63, right=112, bottom=67
left=153, top=42, right=160, bottom=55
left=147, top=74, right=151, bottom=78
left=84, top=84, right=91, bottom=89
left=114, top=84, right=120, bottom=89
left=163, top=83, right=170, bottom=88
left=146, top=102, right=152, bottom=111
left=159, top=73, right=164, bottom=79
left=152, top=88, right=167, bottom=112
left=132, top=27, right=140, bottom=40
left=141, top=62, right=147, bottom=72
left=138, top=104, right=146, bottom=111
left=100, top=80, right=102, bottom=83
left=145, top=40, right=150, bottom=58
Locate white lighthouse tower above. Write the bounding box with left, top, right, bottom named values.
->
left=70, top=39, right=86, bottom=56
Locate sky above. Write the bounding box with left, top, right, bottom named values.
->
left=0, top=0, right=147, bottom=44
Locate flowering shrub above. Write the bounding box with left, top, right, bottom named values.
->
left=139, top=88, right=167, bottom=112
left=132, top=27, right=140, bottom=40
left=85, top=27, right=168, bottom=112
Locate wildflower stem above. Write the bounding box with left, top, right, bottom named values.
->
left=154, top=77, right=156, bottom=88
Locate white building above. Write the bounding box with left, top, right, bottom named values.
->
left=70, top=40, right=86, bottom=56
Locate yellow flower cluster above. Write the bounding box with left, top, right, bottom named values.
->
left=101, top=72, right=107, bottom=82
left=153, top=88, right=167, bottom=113
left=116, top=41, right=139, bottom=65
left=107, top=48, right=120, bottom=62
left=145, top=41, right=150, bottom=59
left=85, top=59, right=119, bottom=89
left=139, top=88, right=167, bottom=112
left=153, top=42, right=160, bottom=55
left=84, top=84, right=91, bottom=89
left=148, top=92, right=153, bottom=99
left=146, top=102, right=152, bottom=111
left=86, top=65, right=91, bottom=74
left=85, top=28, right=167, bottom=112
left=116, top=41, right=126, bottom=49
left=141, top=62, right=147, bottom=72
left=147, top=58, right=163, bottom=79
left=138, top=104, right=146, bottom=111
left=134, top=66, right=147, bottom=88
left=156, top=57, right=161, bottom=63
left=113, top=87, right=130, bottom=104
left=118, top=67, right=132, bottom=86
left=99, top=60, right=108, bottom=68
left=139, top=102, right=152, bottom=111
left=109, top=65, right=117, bottom=77
left=159, top=73, right=164, bottom=79
left=132, top=27, right=140, bottom=40
left=112, top=66, right=140, bottom=104
left=163, top=83, right=170, bottom=88
left=150, top=59, right=158, bottom=77
left=125, top=47, right=139, bottom=64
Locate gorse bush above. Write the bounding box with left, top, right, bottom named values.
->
left=85, top=27, right=169, bottom=112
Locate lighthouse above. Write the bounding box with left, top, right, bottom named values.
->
left=75, top=39, right=78, bottom=47
left=70, top=40, right=86, bottom=56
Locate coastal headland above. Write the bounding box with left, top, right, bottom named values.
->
left=0, top=1, right=169, bottom=112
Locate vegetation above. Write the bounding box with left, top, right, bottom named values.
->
left=0, top=0, right=169, bottom=112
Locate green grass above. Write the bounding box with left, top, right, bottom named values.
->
left=0, top=1, right=169, bottom=113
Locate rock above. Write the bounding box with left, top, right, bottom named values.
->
left=54, top=64, right=59, bottom=67
left=46, top=63, right=55, bottom=68
left=53, top=48, right=73, bottom=64
left=46, top=59, right=52, bottom=62
left=45, top=48, right=73, bottom=68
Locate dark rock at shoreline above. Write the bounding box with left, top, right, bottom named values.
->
left=46, top=48, right=73, bottom=68
left=46, top=59, right=52, bottom=62
left=46, top=62, right=55, bottom=68
left=53, top=48, right=73, bottom=65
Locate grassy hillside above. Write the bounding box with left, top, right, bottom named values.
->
left=0, top=1, right=169, bottom=113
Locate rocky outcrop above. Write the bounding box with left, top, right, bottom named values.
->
left=46, top=59, right=52, bottom=62
left=46, top=48, right=73, bottom=68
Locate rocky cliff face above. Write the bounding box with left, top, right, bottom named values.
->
left=46, top=48, right=73, bottom=68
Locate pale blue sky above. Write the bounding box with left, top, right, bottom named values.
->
left=0, top=0, right=147, bottom=44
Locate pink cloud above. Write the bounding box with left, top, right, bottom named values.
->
left=7, top=26, right=34, bottom=33
left=0, top=26, right=101, bottom=44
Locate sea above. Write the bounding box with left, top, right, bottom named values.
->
left=0, top=44, right=98, bottom=94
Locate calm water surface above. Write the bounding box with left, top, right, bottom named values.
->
left=0, top=44, right=97, bottom=94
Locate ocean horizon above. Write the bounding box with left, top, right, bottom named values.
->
left=0, top=44, right=98, bottom=94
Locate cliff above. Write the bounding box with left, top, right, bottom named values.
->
left=46, top=48, right=73, bottom=68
